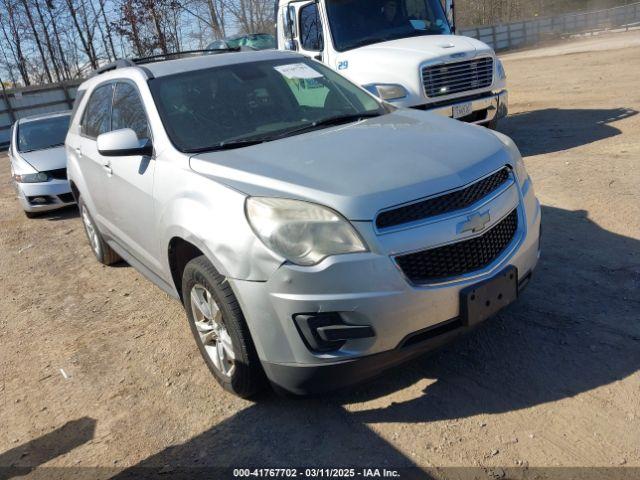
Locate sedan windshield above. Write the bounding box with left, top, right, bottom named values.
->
left=326, top=0, right=451, bottom=52
left=17, top=115, right=70, bottom=153
left=150, top=58, right=385, bottom=153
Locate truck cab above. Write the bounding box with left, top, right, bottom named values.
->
left=276, top=0, right=508, bottom=127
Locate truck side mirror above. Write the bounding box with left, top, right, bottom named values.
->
left=285, top=5, right=296, bottom=40
left=445, top=0, right=456, bottom=33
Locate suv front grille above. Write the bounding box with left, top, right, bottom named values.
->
left=422, top=58, right=494, bottom=98
left=376, top=168, right=510, bottom=230
left=395, top=209, right=518, bottom=284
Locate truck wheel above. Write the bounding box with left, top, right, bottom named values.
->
left=182, top=256, right=265, bottom=398
left=24, top=211, right=38, bottom=219
left=78, top=197, right=121, bottom=265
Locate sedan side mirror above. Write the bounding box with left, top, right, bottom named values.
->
left=97, top=128, right=152, bottom=157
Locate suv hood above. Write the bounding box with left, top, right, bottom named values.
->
left=190, top=110, right=511, bottom=221
left=19, top=145, right=67, bottom=172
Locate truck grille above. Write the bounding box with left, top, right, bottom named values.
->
left=395, top=209, right=518, bottom=284
left=376, top=167, right=510, bottom=230
left=422, top=58, right=494, bottom=98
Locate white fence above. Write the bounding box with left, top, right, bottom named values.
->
left=459, top=2, right=640, bottom=51
left=0, top=81, right=80, bottom=149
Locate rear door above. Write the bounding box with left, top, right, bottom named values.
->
left=104, top=81, right=159, bottom=272
left=75, top=83, right=115, bottom=229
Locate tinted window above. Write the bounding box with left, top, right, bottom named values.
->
left=82, top=84, right=113, bottom=138
left=112, top=83, right=150, bottom=140
left=150, top=58, right=383, bottom=153
left=300, top=3, right=323, bottom=51
left=17, top=115, right=70, bottom=152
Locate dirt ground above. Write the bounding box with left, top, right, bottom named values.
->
left=1, top=31, right=639, bottom=477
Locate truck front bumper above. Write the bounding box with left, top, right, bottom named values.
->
left=422, top=90, right=508, bottom=125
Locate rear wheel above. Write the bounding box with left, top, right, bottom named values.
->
left=182, top=256, right=265, bottom=398
left=78, top=197, right=120, bottom=265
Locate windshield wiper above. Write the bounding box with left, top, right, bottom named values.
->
left=184, top=113, right=381, bottom=153
left=185, top=139, right=266, bottom=153
left=271, top=112, right=382, bottom=140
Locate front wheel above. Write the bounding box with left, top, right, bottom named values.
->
left=182, top=256, right=265, bottom=398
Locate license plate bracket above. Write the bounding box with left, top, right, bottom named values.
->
left=461, top=267, right=518, bottom=327
left=453, top=102, right=473, bottom=119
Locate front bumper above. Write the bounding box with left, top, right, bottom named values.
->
left=15, top=179, right=75, bottom=213
left=424, top=90, right=509, bottom=125
left=231, top=178, right=541, bottom=394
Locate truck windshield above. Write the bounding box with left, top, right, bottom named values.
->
left=17, top=115, right=70, bottom=153
left=150, top=58, right=385, bottom=153
left=326, top=0, right=451, bottom=52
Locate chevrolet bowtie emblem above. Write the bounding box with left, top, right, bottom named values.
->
left=458, top=211, right=491, bottom=234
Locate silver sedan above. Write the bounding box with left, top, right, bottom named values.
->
left=8, top=111, right=75, bottom=217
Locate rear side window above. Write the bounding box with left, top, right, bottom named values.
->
left=111, top=82, right=150, bottom=140
left=81, top=84, right=113, bottom=139
left=300, top=3, right=323, bottom=51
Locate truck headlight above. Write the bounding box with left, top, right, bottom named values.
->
left=245, top=197, right=368, bottom=266
left=363, top=83, right=408, bottom=101
left=495, top=58, right=507, bottom=81
left=13, top=172, right=50, bottom=183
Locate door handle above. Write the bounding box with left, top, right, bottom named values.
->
left=102, top=162, right=113, bottom=175
left=75, top=147, right=82, bottom=158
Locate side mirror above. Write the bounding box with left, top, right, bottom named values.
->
left=445, top=0, right=456, bottom=33
left=97, top=128, right=152, bottom=157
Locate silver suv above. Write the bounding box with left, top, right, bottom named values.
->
left=66, top=50, right=541, bottom=397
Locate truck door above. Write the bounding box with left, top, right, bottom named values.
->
left=280, top=1, right=327, bottom=63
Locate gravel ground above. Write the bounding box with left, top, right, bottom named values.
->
left=1, top=30, right=639, bottom=477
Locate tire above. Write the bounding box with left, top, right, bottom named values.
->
left=486, top=117, right=499, bottom=130
left=78, top=196, right=121, bottom=265
left=182, top=256, right=265, bottom=398
left=24, top=211, right=38, bottom=219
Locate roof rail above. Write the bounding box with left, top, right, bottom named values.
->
left=91, top=59, right=137, bottom=77
left=90, top=48, right=254, bottom=76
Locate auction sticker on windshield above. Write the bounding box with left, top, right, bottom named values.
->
left=274, top=63, right=324, bottom=80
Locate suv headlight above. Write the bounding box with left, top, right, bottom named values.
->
left=245, top=197, right=368, bottom=266
left=495, top=58, right=507, bottom=81
left=491, top=131, right=529, bottom=187
left=13, top=172, right=50, bottom=183
left=363, top=83, right=408, bottom=101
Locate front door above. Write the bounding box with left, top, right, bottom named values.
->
left=104, top=81, right=159, bottom=273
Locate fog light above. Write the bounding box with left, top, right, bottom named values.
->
left=293, top=313, right=375, bottom=353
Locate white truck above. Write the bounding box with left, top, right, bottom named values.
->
left=276, top=0, right=508, bottom=128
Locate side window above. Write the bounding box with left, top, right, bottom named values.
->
left=299, top=3, right=323, bottom=51
left=81, top=84, right=113, bottom=139
left=111, top=82, right=150, bottom=140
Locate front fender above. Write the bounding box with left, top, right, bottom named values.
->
left=158, top=182, right=283, bottom=282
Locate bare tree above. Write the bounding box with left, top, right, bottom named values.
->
left=0, top=0, right=30, bottom=85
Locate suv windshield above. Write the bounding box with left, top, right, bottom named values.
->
left=326, top=0, right=451, bottom=52
left=17, top=115, right=70, bottom=153
left=150, top=58, right=385, bottom=153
